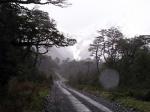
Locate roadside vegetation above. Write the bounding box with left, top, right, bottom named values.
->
left=74, top=84, right=150, bottom=112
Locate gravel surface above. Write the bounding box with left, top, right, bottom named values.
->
left=42, top=84, right=76, bottom=112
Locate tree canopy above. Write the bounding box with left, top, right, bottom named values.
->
left=89, top=27, right=123, bottom=71
left=0, top=0, right=69, bottom=7
left=0, top=3, right=76, bottom=55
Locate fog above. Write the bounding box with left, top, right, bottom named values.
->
left=22, top=0, right=149, bottom=60
left=37, top=0, right=150, bottom=60
left=1, top=1, right=150, bottom=112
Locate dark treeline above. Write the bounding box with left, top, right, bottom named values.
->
left=0, top=0, right=76, bottom=112
left=89, top=27, right=150, bottom=102
left=59, top=58, right=99, bottom=86
left=89, top=27, right=150, bottom=90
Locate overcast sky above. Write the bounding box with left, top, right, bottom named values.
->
left=38, top=0, right=150, bottom=60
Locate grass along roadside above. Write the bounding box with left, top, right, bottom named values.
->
left=117, top=97, right=150, bottom=112
left=75, top=84, right=150, bottom=112
left=29, top=85, right=50, bottom=112
left=1, top=80, right=50, bottom=112
left=26, top=91, right=48, bottom=112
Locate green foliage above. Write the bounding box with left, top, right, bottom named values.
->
left=118, top=97, right=150, bottom=112
left=0, top=0, right=68, bottom=7
left=89, top=27, right=123, bottom=70
left=75, top=84, right=150, bottom=112
left=115, top=37, right=150, bottom=89
left=30, top=88, right=49, bottom=112
left=99, top=89, right=150, bottom=112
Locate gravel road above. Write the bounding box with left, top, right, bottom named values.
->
left=43, top=81, right=139, bottom=112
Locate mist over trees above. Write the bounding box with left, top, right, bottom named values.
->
left=60, top=27, right=150, bottom=101
left=59, top=58, right=99, bottom=86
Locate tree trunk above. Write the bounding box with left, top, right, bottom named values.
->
left=96, top=47, right=100, bottom=73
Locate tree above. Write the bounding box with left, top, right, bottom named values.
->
left=99, top=27, right=123, bottom=66
left=89, top=27, right=123, bottom=71
left=0, top=3, right=76, bottom=63
left=84, top=58, right=92, bottom=76
left=55, top=57, right=60, bottom=65
left=12, top=7, right=76, bottom=54
left=0, top=0, right=69, bottom=7
left=0, top=3, right=76, bottom=91
left=116, top=35, right=150, bottom=88
left=89, top=37, right=103, bottom=73
left=117, top=35, right=150, bottom=65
